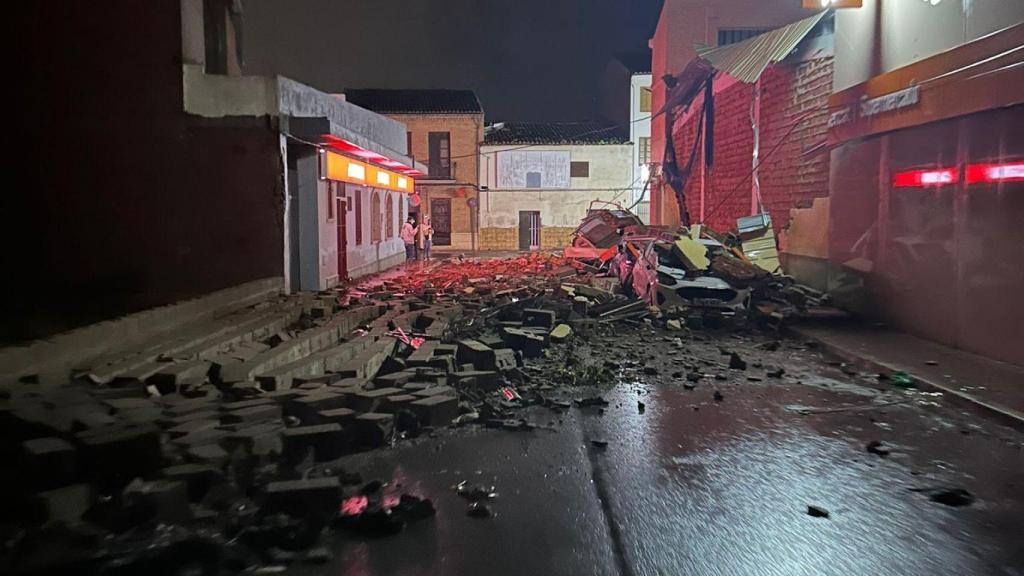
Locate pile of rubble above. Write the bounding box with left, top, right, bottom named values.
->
left=567, top=207, right=845, bottom=329
left=0, top=229, right=842, bottom=572
left=0, top=253, right=618, bottom=574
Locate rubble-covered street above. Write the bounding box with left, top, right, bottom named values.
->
left=2, top=254, right=1021, bottom=576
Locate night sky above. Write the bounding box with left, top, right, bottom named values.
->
left=243, top=0, right=662, bottom=122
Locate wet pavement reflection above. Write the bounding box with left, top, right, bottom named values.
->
left=293, top=332, right=1023, bottom=576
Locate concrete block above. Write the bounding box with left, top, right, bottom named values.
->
left=170, top=427, right=229, bottom=448
left=31, top=483, right=91, bottom=524
left=103, top=398, right=158, bottom=414
left=186, top=443, right=229, bottom=466
left=147, top=360, right=211, bottom=394
left=281, top=424, right=346, bottom=462
left=349, top=388, right=404, bottom=413
left=523, top=309, right=556, bottom=329
left=219, top=306, right=382, bottom=383
left=220, top=398, right=274, bottom=412
left=380, top=394, right=418, bottom=413
left=167, top=418, right=220, bottom=438
left=22, top=437, right=77, bottom=490
left=224, top=422, right=283, bottom=457
left=451, top=370, right=501, bottom=391
left=162, top=463, right=222, bottom=502
left=160, top=395, right=219, bottom=416
left=158, top=409, right=220, bottom=429
left=410, top=395, right=458, bottom=427
left=119, top=407, right=166, bottom=425
left=433, top=344, right=458, bottom=357
left=333, top=339, right=396, bottom=380
left=77, top=426, right=162, bottom=489
left=221, top=404, right=282, bottom=425
left=457, top=339, right=493, bottom=367
left=411, top=385, right=456, bottom=398
left=426, top=355, right=456, bottom=373
left=316, top=407, right=357, bottom=427
left=285, top=392, right=350, bottom=422
left=500, top=327, right=546, bottom=358
left=124, top=479, right=192, bottom=524
left=263, top=477, right=340, bottom=519
left=352, top=413, right=393, bottom=448
left=373, top=371, right=415, bottom=388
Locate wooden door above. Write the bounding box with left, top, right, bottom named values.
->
left=431, top=198, right=451, bottom=246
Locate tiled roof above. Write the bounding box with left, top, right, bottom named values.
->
left=615, top=50, right=652, bottom=74
left=343, top=89, right=483, bottom=114
left=484, top=121, right=629, bottom=145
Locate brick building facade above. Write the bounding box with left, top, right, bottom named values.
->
left=344, top=90, right=485, bottom=251
left=657, top=16, right=834, bottom=234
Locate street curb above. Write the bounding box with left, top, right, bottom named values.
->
left=788, top=326, right=1024, bottom=432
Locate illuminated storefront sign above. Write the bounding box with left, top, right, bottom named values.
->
left=321, top=151, right=413, bottom=193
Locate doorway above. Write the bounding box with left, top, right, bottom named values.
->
left=336, top=196, right=347, bottom=281
left=518, top=211, right=541, bottom=250
left=431, top=198, right=452, bottom=246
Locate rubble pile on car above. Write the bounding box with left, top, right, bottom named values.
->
left=566, top=206, right=845, bottom=328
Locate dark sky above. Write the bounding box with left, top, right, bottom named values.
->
left=243, top=0, right=661, bottom=122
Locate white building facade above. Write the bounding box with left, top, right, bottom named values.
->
left=478, top=122, right=633, bottom=250
left=630, top=73, right=653, bottom=223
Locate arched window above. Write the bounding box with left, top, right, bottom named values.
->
left=370, top=191, right=382, bottom=243
left=386, top=193, right=395, bottom=238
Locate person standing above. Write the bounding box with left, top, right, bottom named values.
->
left=420, top=215, right=434, bottom=260
left=400, top=216, right=418, bottom=261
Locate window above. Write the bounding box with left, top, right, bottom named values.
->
left=371, top=191, right=382, bottom=243
left=717, top=28, right=769, bottom=47
left=526, top=172, right=542, bottom=188
left=326, top=182, right=336, bottom=222
left=570, top=161, right=590, bottom=178
left=639, top=87, right=652, bottom=113
left=639, top=137, right=651, bottom=165
left=354, top=191, right=363, bottom=245
left=203, top=0, right=228, bottom=74
left=428, top=132, right=451, bottom=179
left=386, top=193, right=395, bottom=238
left=407, top=132, right=414, bottom=156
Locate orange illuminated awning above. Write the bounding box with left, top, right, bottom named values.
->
left=321, top=151, right=414, bottom=193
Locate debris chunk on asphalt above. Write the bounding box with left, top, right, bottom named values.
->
left=807, top=505, right=830, bottom=518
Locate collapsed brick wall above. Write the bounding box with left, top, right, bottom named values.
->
left=758, top=57, right=833, bottom=230
left=668, top=81, right=755, bottom=232
left=667, top=56, right=833, bottom=234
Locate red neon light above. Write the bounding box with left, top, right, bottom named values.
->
left=965, top=162, right=1024, bottom=184
left=892, top=167, right=957, bottom=188
left=321, top=134, right=422, bottom=176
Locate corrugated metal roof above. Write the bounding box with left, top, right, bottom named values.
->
left=696, top=11, right=829, bottom=83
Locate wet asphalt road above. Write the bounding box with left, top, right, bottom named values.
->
left=297, top=326, right=1024, bottom=576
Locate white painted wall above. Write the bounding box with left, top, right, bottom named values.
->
left=630, top=73, right=653, bottom=223
left=833, top=0, right=1024, bottom=91
left=479, top=144, right=633, bottom=229
left=341, top=185, right=408, bottom=280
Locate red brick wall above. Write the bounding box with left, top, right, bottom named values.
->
left=759, top=57, right=833, bottom=230
left=667, top=57, right=833, bottom=234
left=669, top=81, right=755, bottom=232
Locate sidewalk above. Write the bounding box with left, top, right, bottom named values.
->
left=790, top=323, right=1024, bottom=429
